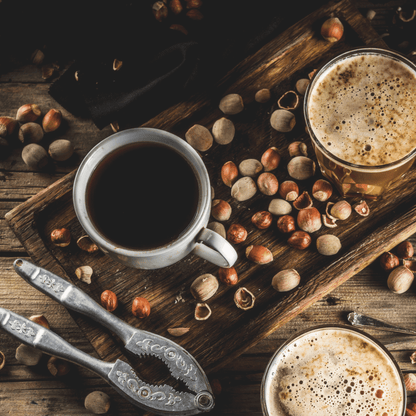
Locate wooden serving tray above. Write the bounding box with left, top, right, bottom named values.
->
left=6, top=0, right=416, bottom=381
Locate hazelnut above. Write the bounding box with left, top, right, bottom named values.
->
left=167, top=327, right=190, bottom=337
left=353, top=200, right=370, bottom=217
left=257, top=172, right=279, bottom=196
left=287, top=156, right=316, bottom=180
left=404, top=259, right=416, bottom=273
left=272, top=269, right=300, bottom=292
left=330, top=200, right=352, bottom=220
left=221, top=161, right=239, bottom=187
left=47, top=356, right=71, bottom=377
left=295, top=78, right=310, bottom=95
left=255, top=88, right=271, bottom=103
left=234, top=287, right=255, bottom=310
left=218, top=266, right=238, bottom=285
left=404, top=373, right=416, bottom=392
left=293, top=191, right=313, bottom=210
left=15, top=344, right=43, bottom=366
left=75, top=266, right=93, bottom=284
left=212, top=117, right=235, bottom=145
left=219, top=93, right=244, bottom=115
left=277, top=215, right=296, bottom=233
left=195, top=302, right=211, bottom=320
left=245, top=245, right=273, bottom=264
left=231, top=177, right=257, bottom=201
left=268, top=199, right=292, bottom=216
left=297, top=207, right=322, bottom=233
left=16, top=103, right=41, bottom=123
left=186, top=0, right=203, bottom=9
left=101, top=290, right=118, bottom=312
left=191, top=274, right=219, bottom=301
left=321, top=17, right=344, bottom=42
left=84, top=391, right=111, bottom=414
left=186, top=9, right=204, bottom=20
left=29, top=314, right=50, bottom=329
left=239, top=159, right=263, bottom=177
left=170, top=24, right=188, bottom=35
left=279, top=181, right=299, bottom=201
left=270, top=109, right=296, bottom=132
left=288, top=141, right=308, bottom=157
left=185, top=124, right=213, bottom=152
left=251, top=211, right=273, bottom=230
left=379, top=252, right=400, bottom=271
left=277, top=90, right=299, bottom=110
left=132, top=297, right=151, bottom=318
left=48, top=139, right=74, bottom=161
left=0, top=116, right=18, bottom=137
left=51, top=228, right=71, bottom=247
left=287, top=231, right=312, bottom=250
left=207, top=221, right=226, bottom=239
left=396, top=241, right=414, bottom=259
left=22, top=143, right=49, bottom=170
left=312, top=179, right=333, bottom=202
left=169, top=0, right=183, bottom=14
left=153, top=1, right=168, bottom=21
left=316, top=234, right=342, bottom=256
left=227, top=223, right=247, bottom=244
left=261, top=147, right=281, bottom=171
left=387, top=266, right=414, bottom=294
left=18, top=122, right=44, bottom=143
left=77, top=235, right=99, bottom=253
left=42, top=109, right=62, bottom=133
left=322, top=214, right=337, bottom=228
left=211, top=199, right=232, bottom=221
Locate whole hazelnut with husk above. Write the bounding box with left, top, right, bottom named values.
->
left=277, top=90, right=299, bottom=110
left=18, top=122, right=44, bottom=143
left=15, top=344, right=43, bottom=366
left=51, top=228, right=71, bottom=247
left=211, top=199, right=232, bottom=221
left=295, top=78, right=310, bottom=95
left=246, top=245, right=273, bottom=264
left=49, top=139, right=74, bottom=161
left=195, top=303, right=211, bottom=320
left=29, top=314, right=50, bottom=329
left=251, top=211, right=273, bottom=229
left=227, top=224, right=247, bottom=244
left=272, top=269, right=301, bottom=292
left=185, top=124, right=213, bottom=152
left=277, top=215, right=296, bottom=233
left=396, top=241, right=414, bottom=259
left=22, top=143, right=48, bottom=170
left=0, top=351, right=5, bottom=372
left=287, top=231, right=312, bottom=250
left=76, top=266, right=93, bottom=284
left=312, top=179, right=333, bottom=202
left=288, top=141, right=308, bottom=157
left=191, top=274, right=219, bottom=301
left=47, top=356, right=71, bottom=377
left=218, top=266, right=238, bottom=285
left=270, top=109, right=296, bottom=132
left=379, top=252, right=400, bottom=271
left=261, top=147, right=281, bottom=171
left=77, top=235, right=99, bottom=253
left=16, top=103, right=41, bottom=123
left=257, top=172, right=279, bottom=196
left=219, top=93, right=244, bottom=115
left=293, top=191, right=313, bottom=210
left=268, top=199, right=292, bottom=216
left=316, top=234, right=341, bottom=256
left=255, top=88, right=271, bottom=103
left=239, top=159, right=263, bottom=177
left=221, top=161, right=239, bottom=187
left=297, top=207, right=322, bottom=233
left=167, top=327, right=190, bottom=337
left=132, top=297, right=151, bottom=318
left=287, top=156, right=315, bottom=180
left=279, top=181, right=299, bottom=201
left=0, top=116, right=18, bottom=137
left=234, top=287, right=255, bottom=310
left=101, top=290, right=118, bottom=312
left=387, top=266, right=414, bottom=294
left=42, top=109, right=62, bottom=133
left=85, top=391, right=111, bottom=414
left=207, top=222, right=226, bottom=239
left=321, top=17, right=344, bottom=42
left=231, top=177, right=257, bottom=201
left=330, top=200, right=352, bottom=220
left=212, top=117, right=235, bottom=145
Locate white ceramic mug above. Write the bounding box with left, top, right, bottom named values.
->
left=73, top=127, right=237, bottom=270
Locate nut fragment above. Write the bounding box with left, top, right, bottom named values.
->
left=0, top=351, right=5, bottom=372
left=231, top=177, right=257, bottom=201
left=277, top=215, right=296, bottom=233
left=18, top=122, right=44, bottom=143
left=47, top=356, right=71, bottom=377
left=321, top=17, right=344, bottom=42
left=277, top=90, right=299, bottom=110
left=51, top=228, right=71, bottom=247
left=410, top=351, right=416, bottom=364
left=207, top=221, right=226, bottom=239
left=218, top=266, right=238, bottom=285
left=287, top=156, right=315, bottom=180
left=76, top=266, right=93, bottom=284
left=101, top=290, right=118, bottom=312
left=221, top=161, right=239, bottom=187
left=16, top=104, right=41, bottom=123
left=251, top=211, right=273, bottom=229
left=293, top=191, right=313, bottom=210
left=270, top=109, right=296, bottom=132
left=379, top=252, right=400, bottom=271
left=153, top=1, right=168, bottom=21
left=211, top=199, right=232, bottom=221
left=85, top=391, right=111, bottom=414
left=297, top=207, right=322, bottom=233
left=279, top=181, right=299, bottom=201
left=288, top=141, right=308, bottom=157
left=287, top=231, right=312, bottom=250
left=261, top=147, right=281, bottom=171
left=312, top=179, right=333, bottom=202
left=185, top=124, right=213, bottom=152
left=404, top=373, right=416, bottom=391
left=167, top=327, right=190, bottom=337
left=246, top=245, right=273, bottom=264
left=227, top=224, right=247, bottom=244
left=42, top=109, right=62, bottom=133
left=239, top=159, right=263, bottom=177
left=272, top=269, right=301, bottom=292
left=212, top=117, right=235, bottom=145
left=268, top=199, right=292, bottom=216
left=29, top=314, right=50, bottom=329
left=219, top=93, right=244, bottom=115
left=387, top=266, right=414, bottom=294
left=132, top=297, right=151, bottom=318
left=234, top=287, right=255, bottom=310
left=170, top=23, right=188, bottom=35
left=77, top=235, right=99, bottom=253
left=316, top=234, right=342, bottom=256
left=353, top=200, right=370, bottom=217
left=15, top=344, right=43, bottom=366
left=190, top=274, right=219, bottom=301
left=195, top=302, right=211, bottom=320
left=295, top=78, right=310, bottom=95
left=22, top=143, right=48, bottom=170
left=257, top=172, right=279, bottom=196
left=322, top=214, right=337, bottom=228
left=396, top=241, right=414, bottom=259
left=255, top=88, right=271, bottom=103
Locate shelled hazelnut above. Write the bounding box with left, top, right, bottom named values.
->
left=396, top=241, right=414, bottom=259
left=277, top=215, right=296, bottom=233
left=218, top=267, right=238, bottom=285
left=227, top=224, right=247, bottom=244
left=211, top=199, right=232, bottom=221
left=287, top=231, right=312, bottom=250
left=132, top=297, right=151, bottom=318
left=101, top=290, right=118, bottom=312
left=379, top=252, right=400, bottom=271
left=51, top=228, right=71, bottom=247
left=251, top=211, right=273, bottom=229
left=84, top=391, right=111, bottom=414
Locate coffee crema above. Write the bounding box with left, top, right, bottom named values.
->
left=262, top=327, right=404, bottom=416
left=308, top=53, right=416, bottom=167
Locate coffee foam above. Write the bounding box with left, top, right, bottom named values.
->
left=308, top=53, right=416, bottom=166
left=265, top=328, right=403, bottom=416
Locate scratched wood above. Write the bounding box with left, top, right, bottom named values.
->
left=5, top=0, right=416, bottom=392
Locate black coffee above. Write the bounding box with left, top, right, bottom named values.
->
left=86, top=142, right=199, bottom=250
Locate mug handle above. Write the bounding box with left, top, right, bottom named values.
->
left=192, top=228, right=238, bottom=268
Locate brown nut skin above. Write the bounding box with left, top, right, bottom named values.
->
left=379, top=252, right=400, bottom=271
left=257, top=172, right=279, bottom=196
left=287, top=231, right=312, bottom=250
left=211, top=199, right=232, bottom=221
left=0, top=116, right=18, bottom=137
left=84, top=391, right=111, bottom=414
left=245, top=245, right=273, bottom=264
left=396, top=241, right=414, bottom=259
left=278, top=181, right=299, bottom=202
left=277, top=215, right=296, bottom=233
left=218, top=267, right=238, bottom=285
left=51, top=228, right=71, bottom=247
left=132, top=297, right=151, bottom=318
left=186, top=9, right=203, bottom=20
left=221, top=161, right=239, bottom=187
left=251, top=211, right=273, bottom=230
left=169, top=0, right=183, bottom=14
left=16, top=103, right=42, bottom=123
left=47, top=356, right=71, bottom=377
left=255, top=88, right=271, bottom=103
left=321, top=17, right=344, bottom=42
left=101, top=290, right=118, bottom=312
left=42, top=109, right=62, bottom=133
left=261, top=147, right=281, bottom=171
left=29, top=314, right=50, bottom=329
left=312, top=179, right=333, bottom=202
left=227, top=223, right=247, bottom=244
left=387, top=266, right=414, bottom=294
left=404, top=373, right=416, bottom=392
left=297, top=207, right=322, bottom=233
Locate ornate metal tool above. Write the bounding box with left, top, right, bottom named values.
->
left=0, top=259, right=214, bottom=415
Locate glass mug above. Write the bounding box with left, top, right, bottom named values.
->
left=304, top=48, right=416, bottom=199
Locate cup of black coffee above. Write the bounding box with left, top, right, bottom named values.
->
left=73, top=128, right=238, bottom=269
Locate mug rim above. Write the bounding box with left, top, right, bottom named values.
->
left=73, top=127, right=211, bottom=257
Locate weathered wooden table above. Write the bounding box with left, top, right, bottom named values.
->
left=2, top=1, right=416, bottom=415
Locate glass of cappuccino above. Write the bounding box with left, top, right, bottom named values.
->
left=304, top=48, right=416, bottom=199
left=261, top=325, right=406, bottom=416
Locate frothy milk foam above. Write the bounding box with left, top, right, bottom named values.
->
left=309, top=52, right=416, bottom=166
left=264, top=328, right=404, bottom=416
